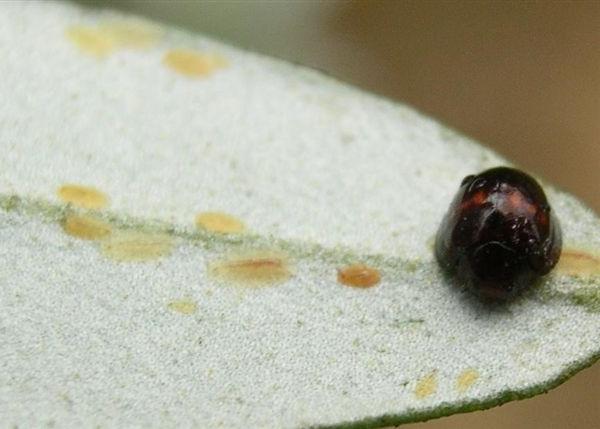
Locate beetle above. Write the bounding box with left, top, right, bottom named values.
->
left=435, top=167, right=562, bottom=300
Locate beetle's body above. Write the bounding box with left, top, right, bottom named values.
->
left=436, top=167, right=562, bottom=300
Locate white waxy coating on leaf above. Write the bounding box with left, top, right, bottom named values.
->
left=1, top=2, right=600, bottom=429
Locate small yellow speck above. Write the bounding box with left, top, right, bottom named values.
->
left=167, top=299, right=197, bottom=315
left=337, top=264, right=381, bottom=288
left=57, top=184, right=109, bottom=210
left=62, top=215, right=112, bottom=240
left=101, top=231, right=174, bottom=262
left=97, top=21, right=162, bottom=49
left=66, top=26, right=115, bottom=57
left=414, top=371, right=437, bottom=399
left=557, top=250, right=600, bottom=277
left=195, top=211, right=245, bottom=234
left=163, top=49, right=228, bottom=77
left=456, top=368, right=479, bottom=393
left=209, top=251, right=291, bottom=286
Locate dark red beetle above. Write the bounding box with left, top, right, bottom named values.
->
left=435, top=167, right=562, bottom=300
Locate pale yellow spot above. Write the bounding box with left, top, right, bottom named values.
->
left=66, top=26, right=115, bottom=57
left=62, top=215, right=112, bottom=240
left=456, top=368, right=479, bottom=393
left=195, top=212, right=245, bottom=234
left=557, top=250, right=600, bottom=277
left=57, top=184, right=109, bottom=210
left=97, top=21, right=162, bottom=49
left=337, top=264, right=381, bottom=288
left=414, top=372, right=437, bottom=399
left=209, top=251, right=291, bottom=286
left=163, top=49, right=228, bottom=77
left=167, top=299, right=197, bottom=315
left=101, top=231, right=174, bottom=262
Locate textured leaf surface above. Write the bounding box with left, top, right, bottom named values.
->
left=1, top=2, right=600, bottom=428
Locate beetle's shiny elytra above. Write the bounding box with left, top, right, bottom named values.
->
left=435, top=167, right=562, bottom=300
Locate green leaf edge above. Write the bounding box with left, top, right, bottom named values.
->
left=318, top=352, right=600, bottom=429
left=3, top=192, right=599, bottom=428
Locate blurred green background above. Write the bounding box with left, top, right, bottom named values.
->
left=78, top=1, right=600, bottom=427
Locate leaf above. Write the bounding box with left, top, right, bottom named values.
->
left=1, top=2, right=599, bottom=428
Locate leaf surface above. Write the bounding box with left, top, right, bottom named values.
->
left=1, top=2, right=600, bottom=428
